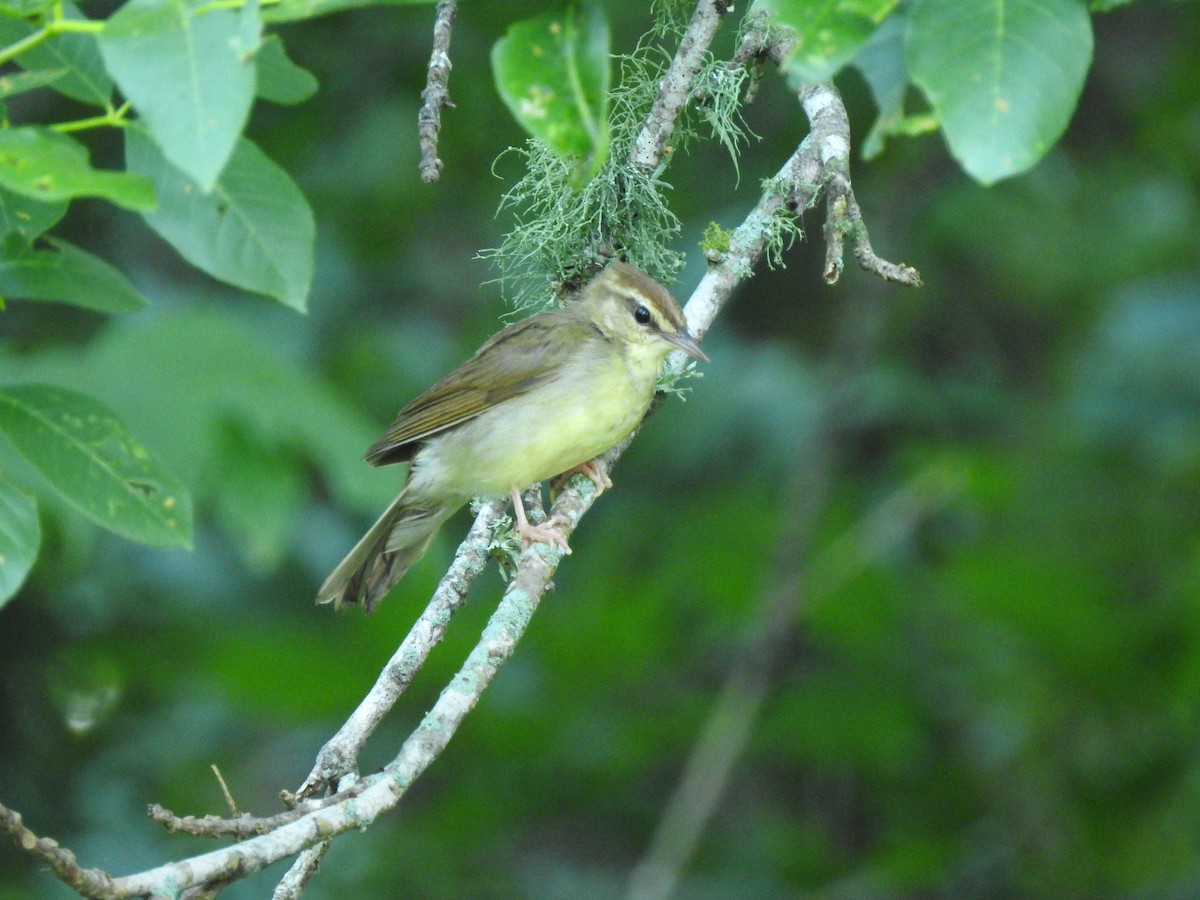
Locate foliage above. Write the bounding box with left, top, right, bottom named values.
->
left=492, top=3, right=612, bottom=184
left=0, top=383, right=192, bottom=549
left=2, top=0, right=1199, bottom=897
left=0, top=0, right=1114, bottom=601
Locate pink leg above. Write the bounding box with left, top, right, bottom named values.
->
left=556, top=457, right=613, bottom=496
left=511, top=488, right=572, bottom=554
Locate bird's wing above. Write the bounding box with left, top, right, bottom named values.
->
left=365, top=310, right=596, bottom=466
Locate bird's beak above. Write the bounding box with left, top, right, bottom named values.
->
left=662, top=329, right=710, bottom=363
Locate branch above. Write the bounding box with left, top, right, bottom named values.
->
left=727, top=17, right=921, bottom=288
left=677, top=92, right=832, bottom=345
left=417, top=0, right=457, bottom=183
left=297, top=497, right=506, bottom=798
left=107, top=517, right=579, bottom=897
left=271, top=843, right=327, bottom=900
left=802, top=83, right=921, bottom=286
left=629, top=0, right=731, bottom=173
left=0, top=800, right=118, bottom=899
left=146, top=786, right=359, bottom=839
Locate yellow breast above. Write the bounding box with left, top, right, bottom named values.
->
left=407, top=337, right=666, bottom=502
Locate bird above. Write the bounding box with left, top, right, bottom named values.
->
left=317, top=260, right=709, bottom=614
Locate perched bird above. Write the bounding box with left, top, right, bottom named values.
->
left=317, top=261, right=709, bottom=613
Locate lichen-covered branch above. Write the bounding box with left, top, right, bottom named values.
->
left=271, top=842, right=326, bottom=900
left=0, top=801, right=118, bottom=899
left=105, top=505, right=585, bottom=897
left=418, top=1, right=457, bottom=183
left=298, top=497, right=506, bottom=798
left=798, top=84, right=921, bottom=286
left=729, top=21, right=921, bottom=288
left=629, top=0, right=730, bottom=173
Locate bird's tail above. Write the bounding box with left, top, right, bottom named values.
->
left=317, top=488, right=455, bottom=614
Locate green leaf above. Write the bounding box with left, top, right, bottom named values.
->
left=492, top=3, right=611, bottom=179
left=97, top=0, right=257, bottom=190
left=754, top=0, right=900, bottom=83
left=0, top=477, right=39, bottom=607
left=855, top=13, right=908, bottom=159
left=907, top=0, right=1094, bottom=185
left=256, top=35, right=318, bottom=105
left=0, top=185, right=67, bottom=240
left=125, top=127, right=314, bottom=311
left=263, top=0, right=437, bottom=24
left=0, top=236, right=147, bottom=312
left=3, top=307, right=393, bottom=535
left=0, top=384, right=193, bottom=548
left=0, top=127, right=155, bottom=211
left=234, top=0, right=262, bottom=59
left=0, top=69, right=67, bottom=99
left=0, top=0, right=58, bottom=15
left=0, top=3, right=112, bottom=106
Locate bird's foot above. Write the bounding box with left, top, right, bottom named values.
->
left=554, top=458, right=613, bottom=497
left=517, top=515, right=572, bottom=555
left=511, top=488, right=572, bottom=555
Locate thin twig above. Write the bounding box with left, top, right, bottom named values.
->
left=418, top=0, right=457, bottom=183
left=824, top=176, right=922, bottom=285
left=147, top=788, right=354, bottom=839
left=271, top=842, right=328, bottom=900
left=796, top=83, right=921, bottom=287
left=0, top=800, right=118, bottom=899
left=210, top=765, right=238, bottom=816
left=629, top=0, right=730, bottom=173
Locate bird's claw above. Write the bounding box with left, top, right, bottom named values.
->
left=518, top=515, right=572, bottom=554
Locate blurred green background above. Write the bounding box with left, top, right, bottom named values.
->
left=3, top=2, right=1200, bottom=897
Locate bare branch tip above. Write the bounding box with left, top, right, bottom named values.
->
left=1, top=799, right=117, bottom=898
left=417, top=1, right=457, bottom=183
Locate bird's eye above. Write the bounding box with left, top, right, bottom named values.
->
left=633, top=304, right=652, bottom=325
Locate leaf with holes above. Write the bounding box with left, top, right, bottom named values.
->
left=0, top=127, right=154, bottom=211
left=0, top=384, right=192, bottom=548
left=0, top=185, right=67, bottom=241
left=492, top=3, right=610, bottom=180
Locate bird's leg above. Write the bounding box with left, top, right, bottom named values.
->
left=551, top=457, right=613, bottom=498
left=510, top=487, right=572, bottom=554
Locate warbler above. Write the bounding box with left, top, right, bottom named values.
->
left=318, top=261, right=708, bottom=613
